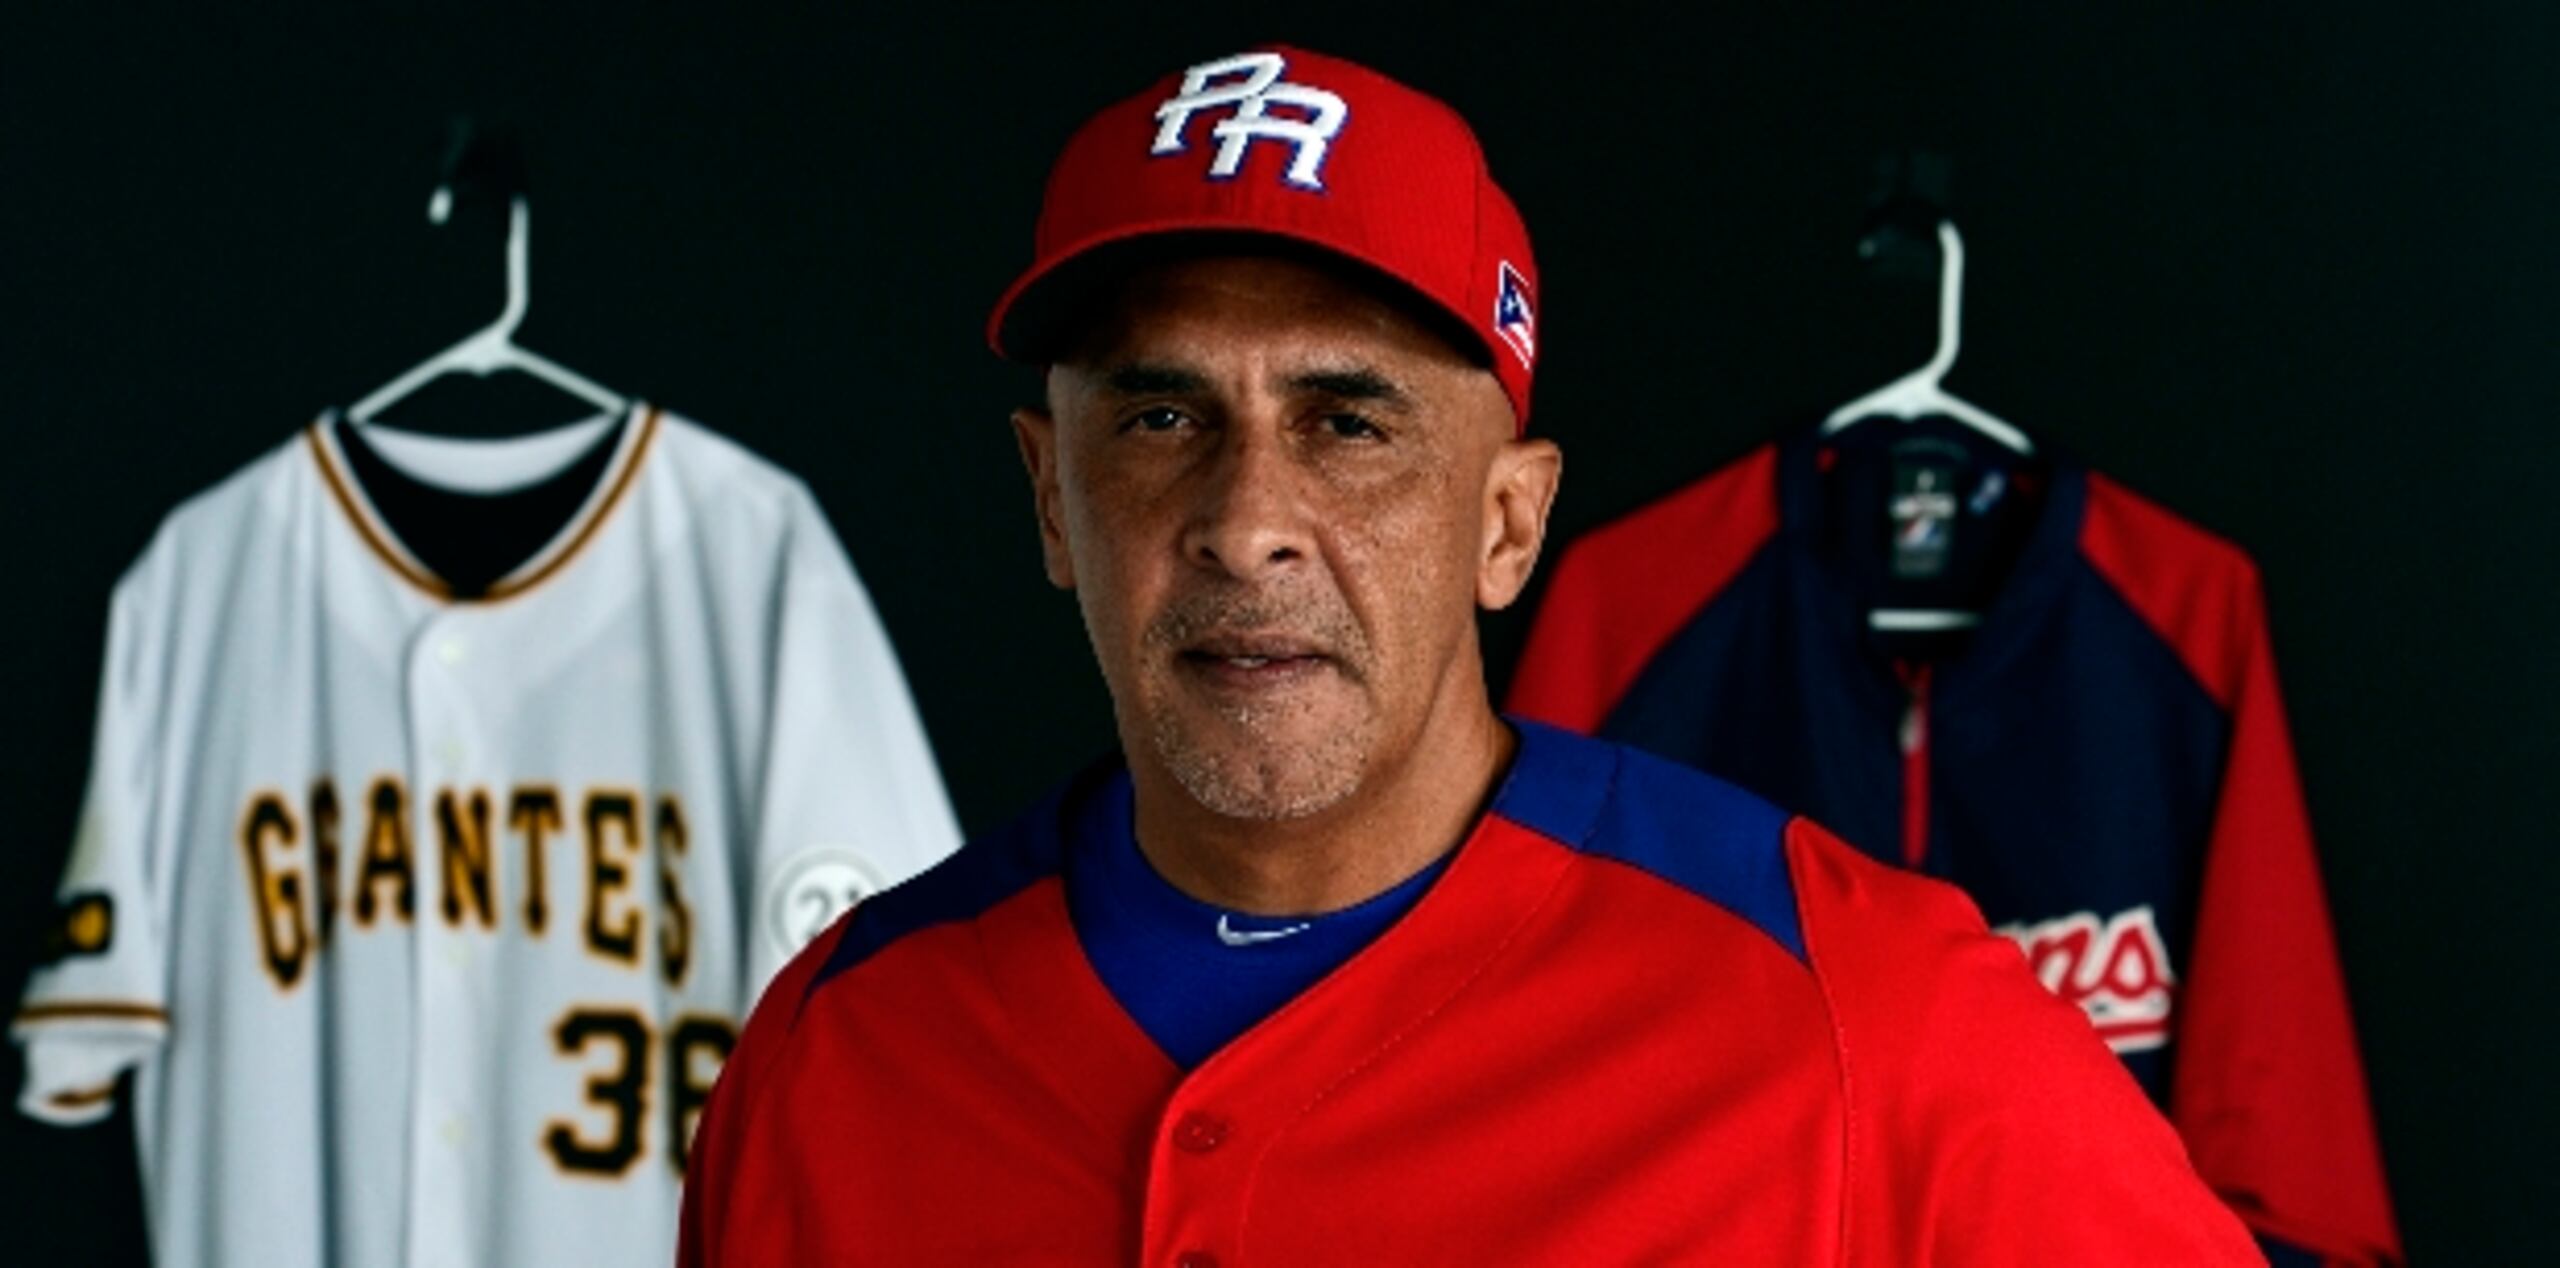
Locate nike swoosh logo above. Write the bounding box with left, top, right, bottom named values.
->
left=1216, top=914, right=1312, bottom=947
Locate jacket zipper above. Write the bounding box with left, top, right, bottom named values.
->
left=1896, top=663, right=1932, bottom=870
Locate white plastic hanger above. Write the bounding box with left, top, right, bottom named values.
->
left=348, top=192, right=628, bottom=423
left=1818, top=221, right=2032, bottom=456
left=1822, top=220, right=2028, bottom=634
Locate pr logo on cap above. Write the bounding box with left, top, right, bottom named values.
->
left=1150, top=52, right=1350, bottom=190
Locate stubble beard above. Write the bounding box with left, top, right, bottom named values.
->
left=1149, top=694, right=1374, bottom=821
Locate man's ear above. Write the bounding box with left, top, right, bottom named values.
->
left=1478, top=437, right=1562, bottom=611
left=1011, top=406, right=1076, bottom=590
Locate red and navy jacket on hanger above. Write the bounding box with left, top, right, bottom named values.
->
left=1509, top=419, right=2400, bottom=1266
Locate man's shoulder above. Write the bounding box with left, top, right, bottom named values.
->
left=1772, top=810, right=2150, bottom=1117
left=1499, top=721, right=1804, bottom=958
left=1769, top=806, right=2266, bottom=1261
left=1502, top=721, right=2039, bottom=975
left=799, top=769, right=1102, bottom=1001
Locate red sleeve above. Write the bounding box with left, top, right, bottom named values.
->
left=1506, top=444, right=1778, bottom=731
left=2082, top=477, right=2401, bottom=1266
left=1787, top=817, right=2265, bottom=1267
left=678, top=916, right=848, bottom=1268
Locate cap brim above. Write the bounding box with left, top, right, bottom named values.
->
left=988, top=220, right=1493, bottom=373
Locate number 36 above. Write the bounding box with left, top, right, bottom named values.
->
left=543, top=1006, right=738, bottom=1177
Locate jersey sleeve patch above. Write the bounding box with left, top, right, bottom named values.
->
left=760, top=848, right=885, bottom=967
left=1493, top=721, right=1804, bottom=960
left=38, top=893, right=117, bottom=965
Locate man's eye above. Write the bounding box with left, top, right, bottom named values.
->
left=1122, top=406, right=1191, bottom=434
left=1321, top=413, right=1385, bottom=441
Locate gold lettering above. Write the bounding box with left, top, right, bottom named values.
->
left=511, top=786, right=562, bottom=936
left=656, top=796, right=693, bottom=989
left=584, top=791, right=641, bottom=965
left=354, top=776, right=414, bottom=926
left=437, top=787, right=498, bottom=928
left=310, top=779, right=340, bottom=948
left=238, top=792, right=310, bottom=991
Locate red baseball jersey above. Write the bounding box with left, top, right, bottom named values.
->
left=681, top=723, right=2259, bottom=1265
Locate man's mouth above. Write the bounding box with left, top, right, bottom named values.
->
left=1176, top=634, right=1335, bottom=685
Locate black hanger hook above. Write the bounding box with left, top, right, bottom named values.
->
left=1859, top=149, right=1954, bottom=281
left=429, top=116, right=530, bottom=225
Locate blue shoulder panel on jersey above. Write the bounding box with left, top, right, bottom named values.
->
left=1496, top=719, right=1805, bottom=961
left=803, top=761, right=1108, bottom=1002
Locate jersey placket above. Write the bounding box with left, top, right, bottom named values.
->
left=1143, top=1098, right=1252, bottom=1268
left=1126, top=822, right=1578, bottom=1267
left=403, top=607, right=495, bottom=1268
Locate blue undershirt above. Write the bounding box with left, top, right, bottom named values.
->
left=1064, top=770, right=1453, bottom=1070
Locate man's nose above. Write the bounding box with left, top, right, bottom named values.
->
left=1180, top=428, right=1312, bottom=580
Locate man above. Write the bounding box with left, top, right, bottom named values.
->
left=681, top=47, right=2262, bottom=1265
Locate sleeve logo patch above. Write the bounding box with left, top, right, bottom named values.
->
left=43, top=892, right=116, bottom=964
left=1493, top=260, right=1536, bottom=371
left=763, top=849, right=883, bottom=962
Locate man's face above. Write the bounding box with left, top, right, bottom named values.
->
left=1014, top=254, right=1558, bottom=822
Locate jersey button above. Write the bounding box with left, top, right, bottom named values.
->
left=1175, top=1253, right=1219, bottom=1268
left=1172, top=1110, right=1230, bottom=1153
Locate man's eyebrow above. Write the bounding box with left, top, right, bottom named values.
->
left=1287, top=368, right=1415, bottom=410
left=1099, top=362, right=1210, bottom=395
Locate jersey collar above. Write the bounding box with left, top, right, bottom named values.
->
left=971, top=727, right=1585, bottom=1151
left=304, top=403, right=661, bottom=605
left=1774, top=422, right=2089, bottom=699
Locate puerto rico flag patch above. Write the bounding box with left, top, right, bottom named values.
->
left=1493, top=260, right=1536, bottom=371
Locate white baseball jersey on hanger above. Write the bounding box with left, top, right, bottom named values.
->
left=13, top=404, right=963, bottom=1268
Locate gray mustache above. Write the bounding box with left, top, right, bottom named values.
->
left=1145, top=589, right=1368, bottom=679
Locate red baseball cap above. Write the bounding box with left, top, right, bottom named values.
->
left=988, top=46, right=1540, bottom=429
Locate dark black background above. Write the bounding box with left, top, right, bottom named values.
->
left=3, top=6, right=2551, bottom=1262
